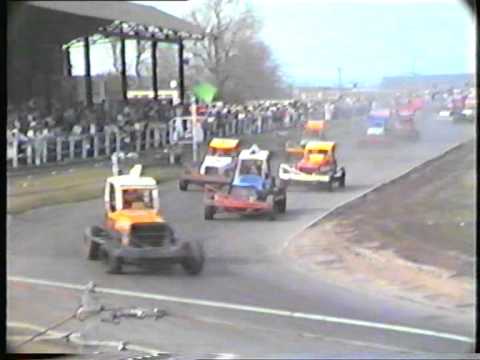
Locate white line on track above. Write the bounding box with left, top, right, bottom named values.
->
left=8, top=275, right=473, bottom=344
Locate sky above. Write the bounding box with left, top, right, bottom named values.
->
left=72, top=0, right=476, bottom=87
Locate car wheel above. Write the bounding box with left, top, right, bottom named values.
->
left=84, top=227, right=100, bottom=260
left=181, top=241, right=205, bottom=275
left=179, top=180, right=188, bottom=191
left=269, top=199, right=278, bottom=221
left=339, top=171, right=346, bottom=188
left=276, top=194, right=287, bottom=213
left=204, top=205, right=216, bottom=220
left=106, top=253, right=122, bottom=274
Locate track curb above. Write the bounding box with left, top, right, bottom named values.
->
left=283, top=137, right=474, bottom=250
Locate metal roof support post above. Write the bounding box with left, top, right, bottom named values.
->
left=65, top=46, right=72, bottom=77
left=28, top=50, right=35, bottom=101
left=46, top=74, right=52, bottom=114
left=178, top=39, right=185, bottom=105
left=120, top=35, right=128, bottom=103
left=84, top=37, right=93, bottom=107
left=151, top=40, right=158, bottom=100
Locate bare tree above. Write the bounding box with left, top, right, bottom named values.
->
left=187, top=0, right=262, bottom=99
left=225, top=39, right=288, bottom=101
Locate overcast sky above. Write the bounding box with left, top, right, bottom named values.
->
left=140, top=0, right=476, bottom=86
left=73, top=0, right=475, bottom=87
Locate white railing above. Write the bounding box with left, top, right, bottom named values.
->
left=7, top=113, right=305, bottom=168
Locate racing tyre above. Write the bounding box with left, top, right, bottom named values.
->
left=276, top=193, right=287, bottom=213
left=269, top=199, right=278, bottom=221
left=204, top=205, right=216, bottom=220
left=106, top=253, right=123, bottom=274
left=181, top=241, right=205, bottom=275
left=339, top=169, right=346, bottom=188
left=179, top=180, right=188, bottom=191
left=84, top=232, right=100, bottom=261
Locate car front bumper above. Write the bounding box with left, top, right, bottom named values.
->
left=112, top=243, right=188, bottom=261
left=180, top=173, right=231, bottom=186
left=279, top=164, right=336, bottom=183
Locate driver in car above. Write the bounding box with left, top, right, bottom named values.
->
left=123, top=190, right=143, bottom=209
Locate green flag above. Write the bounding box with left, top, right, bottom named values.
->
left=193, top=82, right=218, bottom=104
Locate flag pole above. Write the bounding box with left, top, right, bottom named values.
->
left=191, top=95, right=198, bottom=162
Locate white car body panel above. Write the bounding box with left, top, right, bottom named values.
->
left=367, top=127, right=385, bottom=136
left=200, top=155, right=234, bottom=175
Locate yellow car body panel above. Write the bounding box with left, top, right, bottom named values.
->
left=107, top=209, right=165, bottom=233
left=209, top=138, right=240, bottom=151
left=304, top=141, right=336, bottom=152
left=305, top=120, right=326, bottom=131
left=285, top=147, right=305, bottom=157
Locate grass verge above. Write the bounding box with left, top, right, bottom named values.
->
left=7, top=166, right=181, bottom=215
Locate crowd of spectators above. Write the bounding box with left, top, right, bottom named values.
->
left=6, top=97, right=178, bottom=142
left=6, top=93, right=382, bottom=164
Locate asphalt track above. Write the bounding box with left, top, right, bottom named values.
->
left=7, top=108, right=476, bottom=356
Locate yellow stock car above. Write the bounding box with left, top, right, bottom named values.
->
left=83, top=165, right=204, bottom=275
left=279, top=141, right=346, bottom=191
left=285, top=120, right=327, bottom=160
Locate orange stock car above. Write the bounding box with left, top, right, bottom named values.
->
left=285, top=120, right=327, bottom=160
left=83, top=166, right=204, bottom=275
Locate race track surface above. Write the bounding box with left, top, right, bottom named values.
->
left=7, top=109, right=475, bottom=355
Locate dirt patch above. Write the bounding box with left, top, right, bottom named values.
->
left=287, top=139, right=475, bottom=313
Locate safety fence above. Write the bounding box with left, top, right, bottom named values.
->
left=7, top=113, right=305, bottom=169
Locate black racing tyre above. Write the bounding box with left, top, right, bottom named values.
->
left=269, top=198, right=278, bottom=221
left=105, top=253, right=123, bottom=274
left=339, top=170, right=346, bottom=188
left=179, top=179, right=188, bottom=191
left=181, top=241, right=205, bottom=275
left=204, top=205, right=216, bottom=220
left=277, top=196, right=287, bottom=213
left=84, top=227, right=100, bottom=260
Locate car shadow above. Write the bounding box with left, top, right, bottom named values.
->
left=119, top=260, right=242, bottom=279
